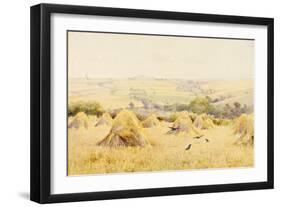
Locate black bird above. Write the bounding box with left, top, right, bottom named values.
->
left=193, top=135, right=203, bottom=139
left=205, top=138, right=210, bottom=143
left=167, top=126, right=179, bottom=134
left=168, top=126, right=178, bottom=131
left=185, top=144, right=192, bottom=150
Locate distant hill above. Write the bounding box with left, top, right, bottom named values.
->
left=69, top=77, right=253, bottom=110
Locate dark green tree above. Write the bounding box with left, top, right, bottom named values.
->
left=188, top=97, right=212, bottom=114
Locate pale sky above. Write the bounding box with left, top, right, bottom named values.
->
left=68, top=31, right=254, bottom=80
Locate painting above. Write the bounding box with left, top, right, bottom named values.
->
left=67, top=31, right=254, bottom=176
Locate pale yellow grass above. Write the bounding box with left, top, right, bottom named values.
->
left=68, top=123, right=253, bottom=175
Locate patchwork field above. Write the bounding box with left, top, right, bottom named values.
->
left=68, top=77, right=253, bottom=110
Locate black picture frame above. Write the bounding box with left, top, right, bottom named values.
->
left=30, top=3, right=274, bottom=204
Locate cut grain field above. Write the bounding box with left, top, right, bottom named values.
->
left=67, top=77, right=254, bottom=175
left=68, top=121, right=253, bottom=175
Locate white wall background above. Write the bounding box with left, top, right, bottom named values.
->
left=0, top=0, right=279, bottom=206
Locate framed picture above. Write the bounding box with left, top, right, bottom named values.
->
left=30, top=3, right=274, bottom=203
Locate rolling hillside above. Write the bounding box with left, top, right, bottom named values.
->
left=68, top=77, right=253, bottom=110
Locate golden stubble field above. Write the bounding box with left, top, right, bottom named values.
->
left=67, top=78, right=254, bottom=175
left=68, top=122, right=253, bottom=175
